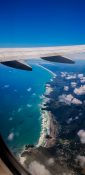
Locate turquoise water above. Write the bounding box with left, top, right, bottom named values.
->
left=0, top=62, right=52, bottom=154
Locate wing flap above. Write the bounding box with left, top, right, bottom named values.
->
left=1, top=60, right=32, bottom=71
left=41, top=55, right=75, bottom=64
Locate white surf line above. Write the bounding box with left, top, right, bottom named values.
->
left=37, top=110, right=50, bottom=147
left=36, top=64, right=56, bottom=147
left=36, top=63, right=56, bottom=77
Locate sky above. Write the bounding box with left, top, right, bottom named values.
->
left=0, top=0, right=85, bottom=47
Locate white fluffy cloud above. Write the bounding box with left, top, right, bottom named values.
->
left=4, top=84, right=10, bottom=88
left=27, top=88, right=32, bottom=92
left=65, top=74, right=76, bottom=80
left=45, top=87, right=53, bottom=96
left=72, top=98, right=82, bottom=105
left=71, top=82, right=77, bottom=88
left=28, top=161, right=51, bottom=175
left=27, top=104, right=32, bottom=108
left=77, top=130, right=85, bottom=144
left=61, top=72, right=67, bottom=78
left=59, top=94, right=73, bottom=105
left=59, top=94, right=82, bottom=105
left=74, top=85, right=85, bottom=95
left=78, top=74, right=84, bottom=79
left=64, top=86, right=69, bottom=91
left=46, top=158, right=54, bottom=166
left=8, top=132, right=14, bottom=141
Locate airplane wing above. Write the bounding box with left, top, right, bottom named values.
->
left=0, top=45, right=85, bottom=71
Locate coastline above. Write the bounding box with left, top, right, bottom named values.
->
left=36, top=64, right=57, bottom=148
left=20, top=64, right=57, bottom=164
left=37, top=110, right=57, bottom=148
left=20, top=110, right=58, bottom=164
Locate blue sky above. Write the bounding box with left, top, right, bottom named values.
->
left=0, top=0, right=85, bottom=47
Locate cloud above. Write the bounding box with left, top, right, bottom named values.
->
left=64, top=86, right=69, bottom=91
left=78, top=74, right=84, bottom=79
left=74, top=85, right=85, bottom=95
left=72, top=98, right=82, bottom=105
left=75, top=116, right=79, bottom=120
left=59, top=94, right=82, bottom=105
left=76, top=155, right=85, bottom=169
left=27, top=104, right=32, bottom=108
left=46, top=84, right=51, bottom=87
left=9, top=117, right=13, bottom=121
left=44, top=97, right=50, bottom=103
left=59, top=94, right=73, bottom=105
left=18, top=107, right=22, bottom=112
left=80, top=77, right=85, bottom=83
left=65, top=74, right=76, bottom=80
left=67, top=117, right=73, bottom=124
left=77, top=74, right=85, bottom=83
left=4, top=84, right=10, bottom=88
left=61, top=72, right=67, bottom=78
left=20, top=156, right=26, bottom=165
left=8, top=132, right=14, bottom=141
left=71, top=82, right=77, bottom=88
left=50, top=78, right=53, bottom=82
left=28, top=161, right=51, bottom=175
left=27, top=88, right=32, bottom=92
left=45, top=87, right=53, bottom=96
left=46, top=158, right=54, bottom=166
left=77, top=130, right=85, bottom=144
left=32, top=93, right=36, bottom=96
left=39, top=95, right=44, bottom=99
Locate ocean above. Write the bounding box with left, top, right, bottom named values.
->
left=0, top=61, right=52, bottom=155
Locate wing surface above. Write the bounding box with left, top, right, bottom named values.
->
left=0, top=45, right=85, bottom=70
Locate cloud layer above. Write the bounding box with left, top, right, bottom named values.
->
left=8, top=132, right=14, bottom=141
left=74, top=85, right=85, bottom=95
left=59, top=94, right=82, bottom=105
left=28, top=161, right=51, bottom=175
left=77, top=130, right=85, bottom=144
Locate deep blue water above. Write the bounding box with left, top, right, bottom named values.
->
left=0, top=62, right=52, bottom=154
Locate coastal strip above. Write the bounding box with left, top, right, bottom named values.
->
left=36, top=64, right=57, bottom=148
left=20, top=64, right=57, bottom=164
left=37, top=110, right=58, bottom=148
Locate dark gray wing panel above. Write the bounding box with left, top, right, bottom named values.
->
left=41, top=55, right=75, bottom=64
left=1, top=60, right=32, bottom=71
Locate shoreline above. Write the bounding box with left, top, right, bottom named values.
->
left=20, top=111, right=58, bottom=164
left=20, top=64, right=57, bottom=163
left=37, top=110, right=57, bottom=148
left=36, top=63, right=57, bottom=147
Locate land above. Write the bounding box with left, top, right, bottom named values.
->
left=44, top=112, right=58, bottom=148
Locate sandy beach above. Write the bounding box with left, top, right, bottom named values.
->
left=37, top=110, right=57, bottom=148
